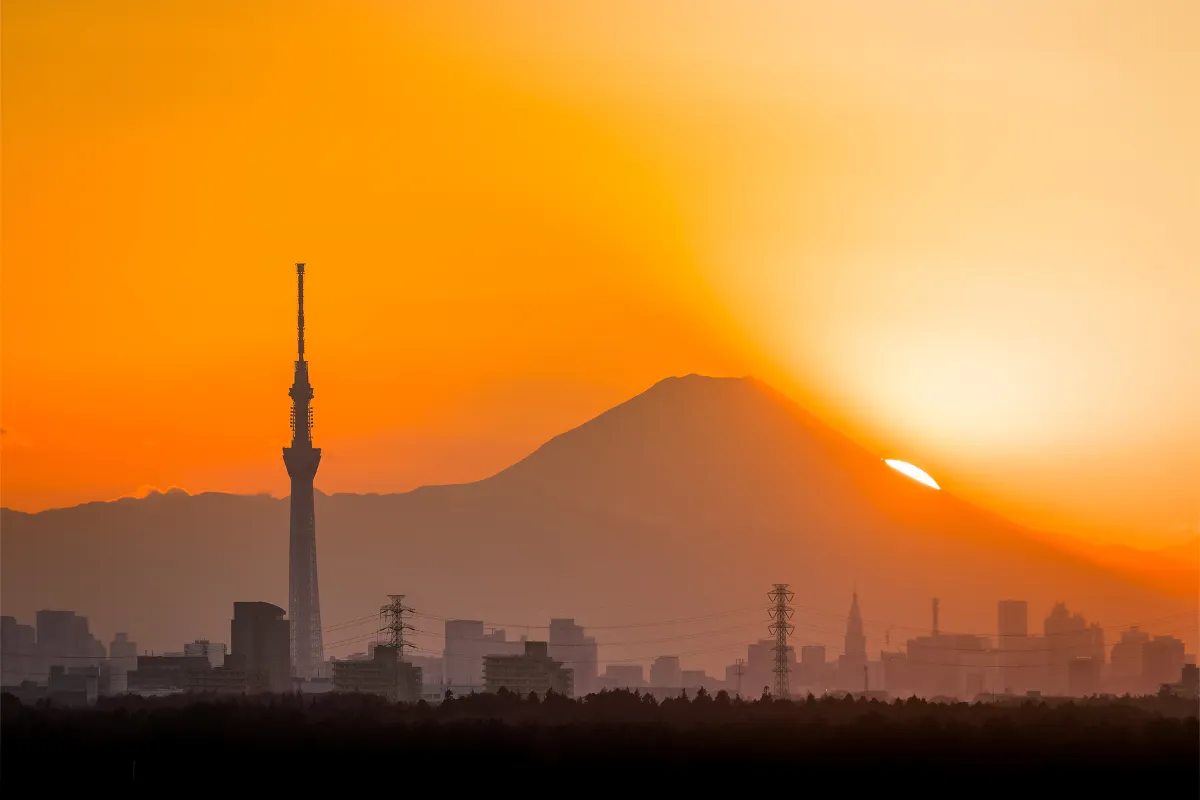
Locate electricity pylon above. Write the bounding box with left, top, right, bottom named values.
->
left=767, top=583, right=795, bottom=699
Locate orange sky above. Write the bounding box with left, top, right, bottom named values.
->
left=3, top=1, right=1198, bottom=550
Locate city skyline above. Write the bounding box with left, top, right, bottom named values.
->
left=4, top=588, right=1193, bottom=704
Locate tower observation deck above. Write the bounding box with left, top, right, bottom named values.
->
left=283, top=263, right=324, bottom=679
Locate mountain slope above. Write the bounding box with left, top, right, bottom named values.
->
left=2, top=375, right=1194, bottom=671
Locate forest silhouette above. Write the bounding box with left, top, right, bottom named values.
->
left=4, top=689, right=1196, bottom=789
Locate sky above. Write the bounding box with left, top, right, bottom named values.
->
left=3, top=1, right=1198, bottom=550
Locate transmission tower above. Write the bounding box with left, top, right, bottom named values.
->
left=379, top=594, right=416, bottom=661
left=733, top=658, right=746, bottom=699
left=767, top=583, right=795, bottom=699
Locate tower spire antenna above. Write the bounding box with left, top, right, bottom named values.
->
left=296, top=262, right=306, bottom=361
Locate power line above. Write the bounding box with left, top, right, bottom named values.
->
left=407, top=606, right=765, bottom=631
left=407, top=621, right=765, bottom=649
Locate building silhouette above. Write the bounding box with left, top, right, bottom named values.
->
left=650, top=655, right=682, bottom=689
left=548, top=618, right=597, bottom=696
left=837, top=589, right=867, bottom=688
left=0, top=616, right=36, bottom=684
left=231, top=601, right=292, bottom=693
left=598, top=664, right=645, bottom=690
left=1110, top=626, right=1151, bottom=692
left=184, top=639, right=227, bottom=669
left=47, top=665, right=99, bottom=707
left=333, top=644, right=421, bottom=701
left=1144, top=635, right=1185, bottom=688
left=33, top=610, right=106, bottom=680
left=1044, top=603, right=1104, bottom=695
left=996, top=600, right=1045, bottom=694
left=128, top=655, right=212, bottom=693
left=107, top=632, right=137, bottom=693
left=998, top=600, right=1028, bottom=638
left=798, top=643, right=826, bottom=687
left=283, top=263, right=325, bottom=680
left=483, top=641, right=573, bottom=697
left=442, top=620, right=523, bottom=692
left=1068, top=657, right=1099, bottom=696
left=743, top=638, right=795, bottom=695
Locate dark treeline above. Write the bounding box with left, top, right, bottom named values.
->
left=3, top=689, right=1197, bottom=791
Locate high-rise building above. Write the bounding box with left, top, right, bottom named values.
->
left=998, top=600, right=1028, bottom=639
left=650, top=655, right=682, bottom=688
left=996, top=600, right=1041, bottom=694
left=444, top=620, right=486, bottom=689
left=33, top=610, right=105, bottom=679
left=1, top=616, right=37, bottom=685
left=745, top=638, right=794, bottom=695
left=1110, top=626, right=1151, bottom=688
left=107, top=632, right=138, bottom=694
left=837, top=590, right=868, bottom=688
left=231, top=602, right=292, bottom=693
left=549, top=618, right=598, bottom=696
left=1143, top=635, right=1186, bottom=688
left=797, top=644, right=826, bottom=687
left=1044, top=603, right=1104, bottom=695
left=283, top=263, right=325, bottom=679
left=1068, top=657, right=1099, bottom=696
left=801, top=644, right=826, bottom=667
left=442, top=621, right=523, bottom=691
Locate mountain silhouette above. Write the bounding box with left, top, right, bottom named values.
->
left=2, top=375, right=1194, bottom=671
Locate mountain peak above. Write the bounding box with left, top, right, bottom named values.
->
left=2, top=374, right=1193, bottom=666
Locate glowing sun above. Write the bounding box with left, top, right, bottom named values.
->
left=884, top=459, right=941, bottom=490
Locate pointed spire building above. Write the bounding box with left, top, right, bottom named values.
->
left=837, top=587, right=868, bottom=689
left=845, top=589, right=866, bottom=658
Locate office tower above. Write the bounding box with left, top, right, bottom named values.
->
left=837, top=589, right=868, bottom=688
left=1143, top=635, right=1186, bottom=687
left=650, top=655, right=682, bottom=688
left=549, top=618, right=598, bottom=696
left=231, top=602, right=292, bottom=693
left=998, top=600, right=1028, bottom=639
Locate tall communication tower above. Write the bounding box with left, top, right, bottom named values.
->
left=284, top=263, right=324, bottom=679
left=767, top=583, right=795, bottom=699
left=379, top=594, right=416, bottom=660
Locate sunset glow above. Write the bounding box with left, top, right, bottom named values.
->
left=2, top=1, right=1197, bottom=551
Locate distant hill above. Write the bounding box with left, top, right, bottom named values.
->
left=2, top=375, right=1195, bottom=671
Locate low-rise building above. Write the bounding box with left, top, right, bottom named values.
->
left=332, top=645, right=422, bottom=702
left=128, top=655, right=211, bottom=693
left=184, top=640, right=228, bottom=670
left=48, top=665, right=98, bottom=707
left=597, top=664, right=645, bottom=690
left=178, top=653, right=260, bottom=694
left=483, top=641, right=573, bottom=698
